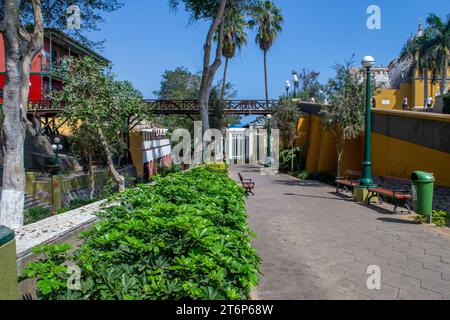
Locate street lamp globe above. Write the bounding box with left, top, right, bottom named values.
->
left=54, top=137, right=61, bottom=144
left=266, top=114, right=272, bottom=120
left=285, top=80, right=291, bottom=89
left=361, top=56, right=375, bottom=69
left=58, top=145, right=64, bottom=151
left=293, top=74, right=299, bottom=84
left=52, top=144, right=58, bottom=152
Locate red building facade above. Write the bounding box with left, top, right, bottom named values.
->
left=0, top=29, right=110, bottom=104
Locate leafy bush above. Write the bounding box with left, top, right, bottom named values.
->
left=22, top=166, right=259, bottom=300
left=443, top=93, right=450, bottom=114
left=25, top=207, right=53, bottom=225
left=414, top=210, right=449, bottom=227
left=56, top=198, right=98, bottom=215
left=100, top=173, right=138, bottom=198
left=279, top=147, right=304, bottom=174
left=297, top=171, right=309, bottom=180
left=20, top=244, right=73, bottom=300
left=154, top=164, right=183, bottom=178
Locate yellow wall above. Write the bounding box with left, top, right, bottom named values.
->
left=375, top=83, right=412, bottom=110
left=340, top=136, right=363, bottom=176
left=372, top=133, right=450, bottom=187
left=129, top=131, right=144, bottom=178
left=317, top=130, right=337, bottom=173
left=375, top=66, right=449, bottom=110
left=296, top=114, right=310, bottom=147
left=412, top=79, right=442, bottom=108
left=305, top=115, right=323, bottom=173
left=296, top=110, right=450, bottom=187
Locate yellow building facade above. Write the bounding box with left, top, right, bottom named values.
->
left=375, top=73, right=448, bottom=111
left=296, top=104, right=450, bottom=188
left=372, top=22, right=450, bottom=111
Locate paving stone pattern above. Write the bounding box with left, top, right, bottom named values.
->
left=230, top=166, right=450, bottom=300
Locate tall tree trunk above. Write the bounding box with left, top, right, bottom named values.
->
left=0, top=2, right=24, bottom=228
left=264, top=50, right=269, bottom=107
left=98, top=128, right=125, bottom=192
left=336, top=137, right=345, bottom=178
left=88, top=153, right=95, bottom=200
left=0, top=0, right=43, bottom=229
left=290, top=141, right=294, bottom=175
left=199, top=0, right=227, bottom=138
left=423, top=68, right=429, bottom=107
left=442, top=53, right=448, bottom=95
left=220, top=57, right=229, bottom=102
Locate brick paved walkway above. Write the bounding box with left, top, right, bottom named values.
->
left=230, top=165, right=450, bottom=300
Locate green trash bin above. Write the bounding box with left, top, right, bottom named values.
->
left=0, top=225, right=19, bottom=300
left=411, top=171, right=435, bottom=215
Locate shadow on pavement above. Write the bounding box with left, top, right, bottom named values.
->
left=283, top=193, right=353, bottom=202
left=377, top=217, right=419, bottom=225
left=356, top=202, right=408, bottom=216
left=272, top=180, right=322, bottom=187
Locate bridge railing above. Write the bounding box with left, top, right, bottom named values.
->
left=145, top=99, right=279, bottom=115
left=26, top=99, right=282, bottom=115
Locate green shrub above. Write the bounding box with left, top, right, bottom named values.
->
left=155, top=163, right=182, bottom=178
left=414, top=210, right=449, bottom=227
left=57, top=198, right=98, bottom=215
left=297, top=170, right=309, bottom=180
left=443, top=93, right=450, bottom=114
left=100, top=173, right=138, bottom=198
left=22, top=166, right=259, bottom=300
left=25, top=207, right=52, bottom=225
left=297, top=170, right=336, bottom=184
left=20, top=244, right=73, bottom=300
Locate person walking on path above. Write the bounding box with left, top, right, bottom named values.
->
left=426, top=96, right=434, bottom=110
left=402, top=97, right=409, bottom=111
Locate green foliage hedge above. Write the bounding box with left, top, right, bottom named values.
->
left=22, top=166, right=260, bottom=300
left=443, top=93, right=450, bottom=114
left=414, top=210, right=450, bottom=227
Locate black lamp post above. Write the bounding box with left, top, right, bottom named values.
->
left=293, top=74, right=299, bottom=98
left=52, top=137, right=63, bottom=175
left=264, top=114, right=273, bottom=168
left=360, top=56, right=376, bottom=188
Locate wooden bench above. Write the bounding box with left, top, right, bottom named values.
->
left=238, top=173, right=255, bottom=195
left=336, top=170, right=362, bottom=196
left=367, top=176, right=413, bottom=214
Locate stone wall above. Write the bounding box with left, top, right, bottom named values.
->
left=26, top=165, right=137, bottom=209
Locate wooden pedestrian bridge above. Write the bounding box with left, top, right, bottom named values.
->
left=27, top=99, right=281, bottom=116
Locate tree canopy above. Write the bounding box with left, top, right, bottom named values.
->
left=0, top=0, right=122, bottom=48
left=293, top=68, right=326, bottom=103
left=169, top=0, right=255, bottom=21
left=322, top=58, right=366, bottom=142
left=52, top=56, right=148, bottom=191
left=321, top=57, right=380, bottom=175
left=249, top=0, right=283, bottom=52
left=153, top=66, right=239, bottom=131
left=272, top=98, right=301, bottom=151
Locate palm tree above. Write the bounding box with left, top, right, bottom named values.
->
left=220, top=13, right=248, bottom=101
left=400, top=27, right=441, bottom=107
left=418, top=33, right=440, bottom=106
left=422, top=14, right=450, bottom=95
left=249, top=0, right=284, bottom=106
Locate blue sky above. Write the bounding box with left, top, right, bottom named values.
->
left=90, top=0, right=449, bottom=100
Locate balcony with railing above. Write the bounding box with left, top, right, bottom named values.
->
left=40, top=58, right=71, bottom=80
